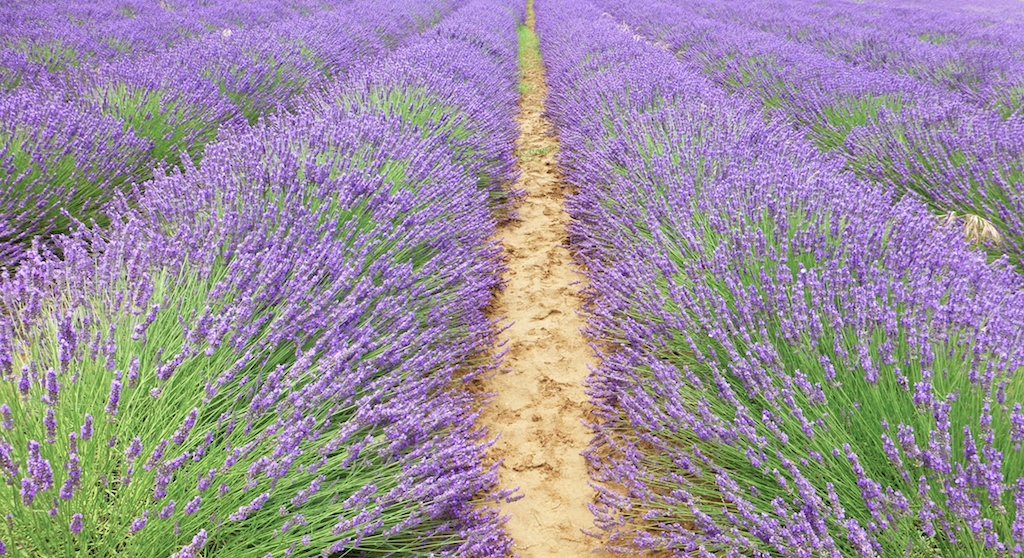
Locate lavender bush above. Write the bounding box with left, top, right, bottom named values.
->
left=0, top=0, right=327, bottom=71
left=1, top=0, right=465, bottom=270
left=79, top=56, right=242, bottom=170
left=538, top=0, right=1024, bottom=555
left=592, top=0, right=1024, bottom=270
left=0, top=86, right=151, bottom=265
left=1, top=110, right=511, bottom=557
left=316, top=3, right=523, bottom=217
left=654, top=0, right=1024, bottom=113
left=0, top=0, right=522, bottom=554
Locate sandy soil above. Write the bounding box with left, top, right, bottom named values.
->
left=476, top=5, right=605, bottom=557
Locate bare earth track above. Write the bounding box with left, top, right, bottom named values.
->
left=477, top=4, right=602, bottom=556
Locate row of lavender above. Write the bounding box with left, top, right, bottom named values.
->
left=1, top=0, right=322, bottom=73
left=537, top=0, right=1024, bottom=555
left=0, top=0, right=523, bottom=554
left=657, top=0, right=1024, bottom=110
left=872, top=0, right=1024, bottom=22
left=1, top=0, right=455, bottom=266
left=593, top=0, right=1024, bottom=272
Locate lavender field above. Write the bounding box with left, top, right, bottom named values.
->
left=1, top=0, right=1024, bottom=556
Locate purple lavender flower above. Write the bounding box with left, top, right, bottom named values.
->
left=159, top=501, right=176, bottom=520
left=124, top=437, right=144, bottom=462
left=104, top=374, right=122, bottom=416
left=17, top=372, right=29, bottom=397
left=19, top=478, right=37, bottom=506
left=130, top=511, right=148, bottom=534
left=43, top=368, right=59, bottom=405
left=172, top=409, right=198, bottom=445
left=127, top=356, right=141, bottom=388
left=26, top=441, right=52, bottom=491
left=43, top=409, right=56, bottom=444
left=79, top=414, right=93, bottom=441
left=197, top=469, right=216, bottom=493
left=228, top=492, right=270, bottom=522
left=170, top=529, right=207, bottom=558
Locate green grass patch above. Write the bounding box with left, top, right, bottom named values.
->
left=919, top=32, right=955, bottom=45
left=94, top=83, right=220, bottom=168
left=810, top=94, right=900, bottom=151
left=517, top=23, right=540, bottom=95
left=12, top=39, right=82, bottom=73
left=520, top=145, right=555, bottom=160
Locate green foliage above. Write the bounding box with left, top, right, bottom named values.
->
left=104, top=37, right=135, bottom=54
left=413, top=8, right=445, bottom=32
left=809, top=94, right=899, bottom=151
left=918, top=32, right=955, bottom=45
left=645, top=204, right=1023, bottom=557
left=517, top=23, right=540, bottom=92
left=13, top=39, right=82, bottom=73
left=340, top=85, right=513, bottom=213
left=0, top=137, right=475, bottom=555
left=116, top=4, right=138, bottom=18
left=97, top=84, right=204, bottom=168
left=991, top=85, right=1024, bottom=119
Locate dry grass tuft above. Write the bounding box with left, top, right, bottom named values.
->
left=944, top=212, right=1004, bottom=247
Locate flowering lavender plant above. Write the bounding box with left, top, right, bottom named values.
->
left=317, top=18, right=522, bottom=217
left=0, top=86, right=151, bottom=266
left=594, top=0, right=1024, bottom=271
left=79, top=57, right=243, bottom=170
left=1, top=0, right=473, bottom=270
left=0, top=107, right=514, bottom=557
left=538, top=0, right=1024, bottom=555
left=0, top=0, right=521, bottom=554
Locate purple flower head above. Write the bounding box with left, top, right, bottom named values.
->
left=59, top=479, right=74, bottom=501
left=171, top=529, right=207, bottom=558
left=43, top=368, right=59, bottom=406
left=1011, top=404, right=1024, bottom=450
left=127, top=357, right=141, bottom=388
left=105, top=374, right=123, bottom=416
left=44, top=409, right=56, bottom=444
left=131, top=511, right=149, bottom=534
left=19, top=478, right=37, bottom=506
left=197, top=469, right=216, bottom=493
left=228, top=492, right=270, bottom=522
left=125, top=437, right=144, bottom=461
left=80, top=414, right=94, bottom=441
left=159, top=501, right=176, bottom=519
left=172, top=409, right=199, bottom=445
left=17, top=371, right=29, bottom=396
left=26, top=441, right=52, bottom=491
left=144, top=439, right=168, bottom=471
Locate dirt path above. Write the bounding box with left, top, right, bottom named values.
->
left=478, top=2, right=601, bottom=556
